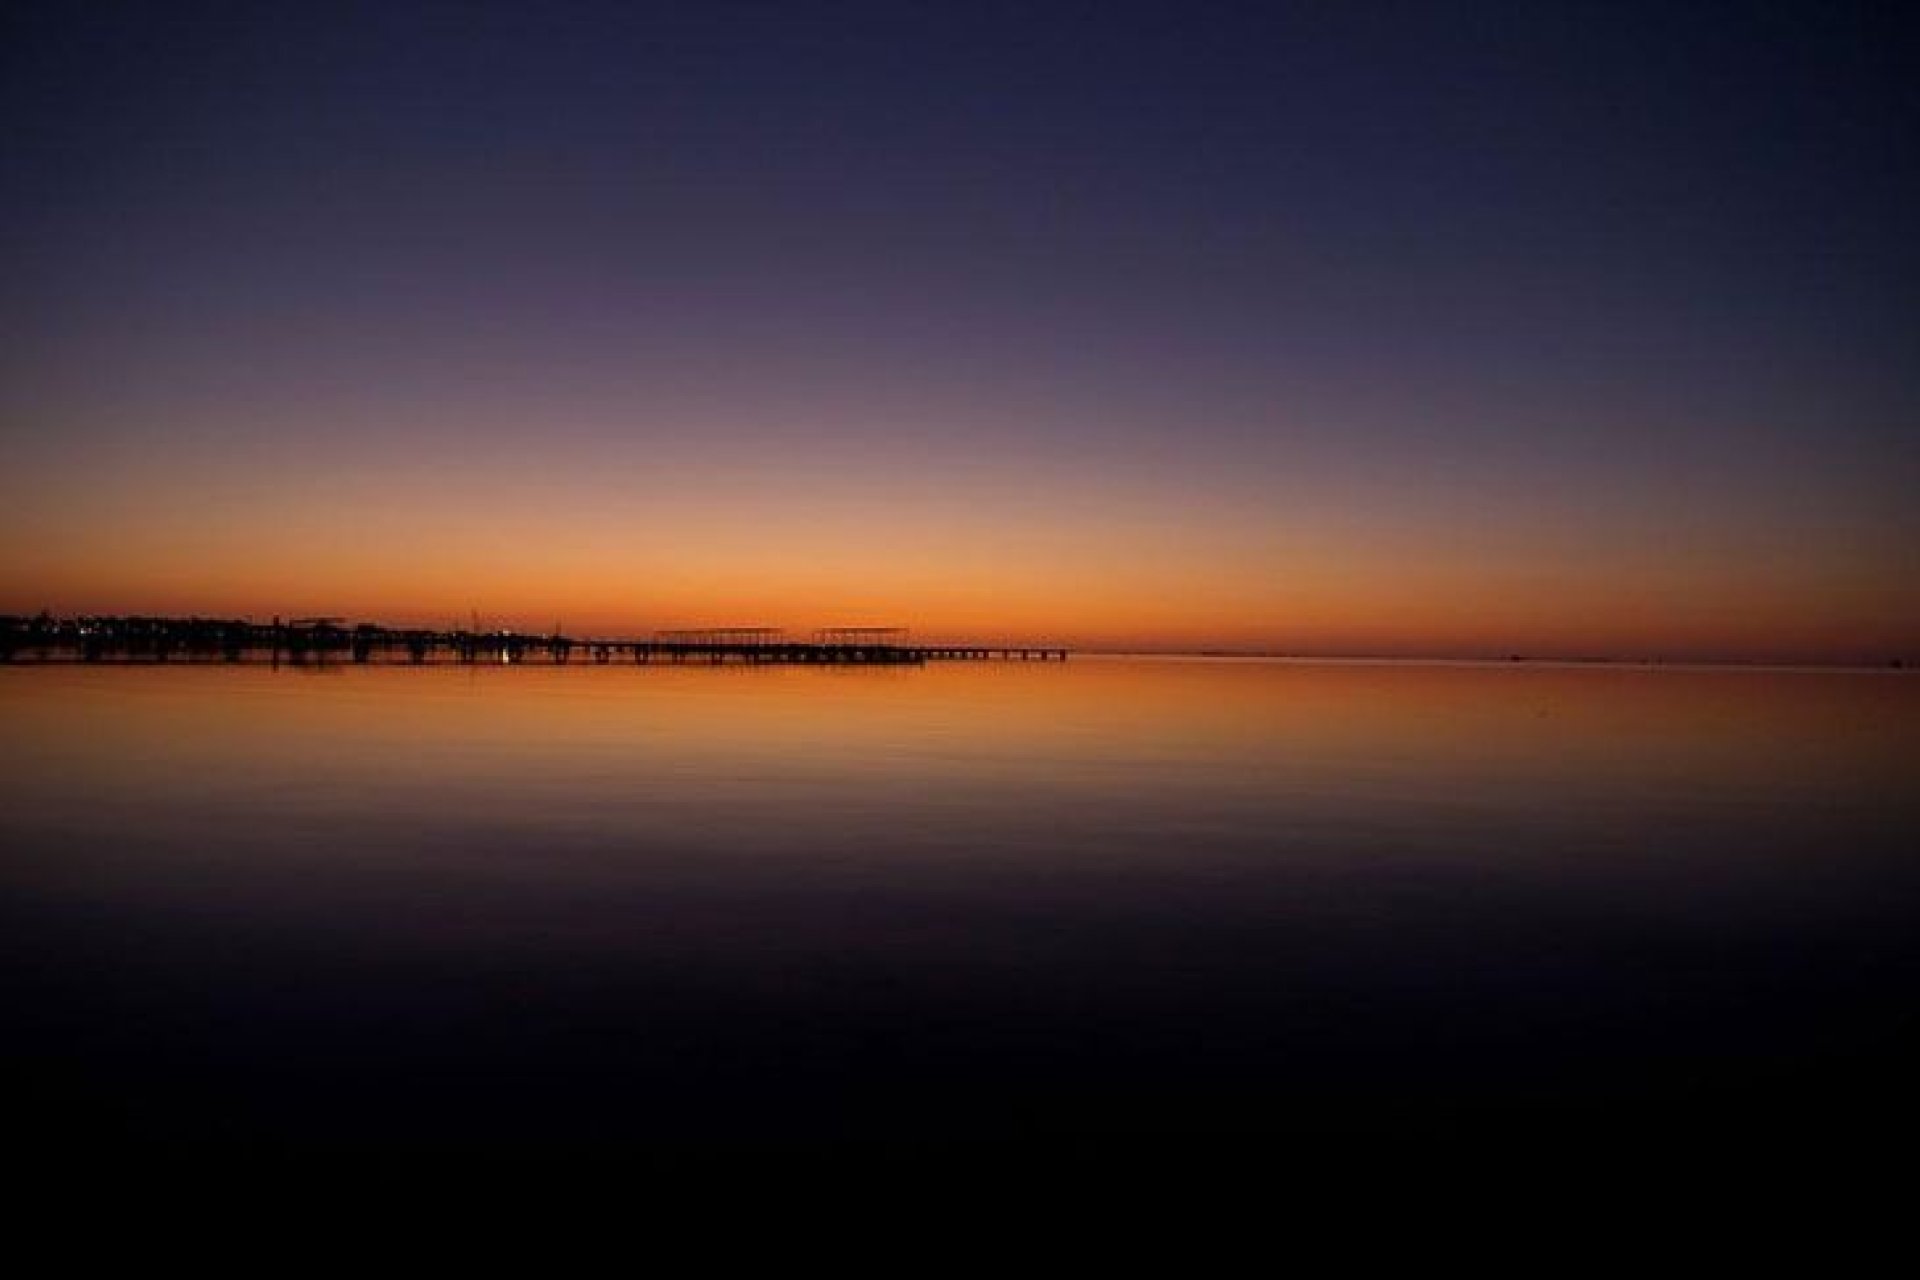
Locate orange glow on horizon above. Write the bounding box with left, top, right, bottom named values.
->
left=5, top=532, right=1912, bottom=662
left=3, top=422, right=1913, bottom=663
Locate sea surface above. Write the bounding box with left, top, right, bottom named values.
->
left=3, top=657, right=1916, bottom=1172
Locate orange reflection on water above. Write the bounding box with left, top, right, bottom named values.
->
left=5, top=658, right=1914, bottom=881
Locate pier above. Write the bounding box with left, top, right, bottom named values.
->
left=0, top=616, right=1068, bottom=666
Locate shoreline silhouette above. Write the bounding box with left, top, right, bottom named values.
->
left=1, top=613, right=1907, bottom=671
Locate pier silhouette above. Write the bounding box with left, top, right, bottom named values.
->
left=0, top=615, right=1068, bottom=666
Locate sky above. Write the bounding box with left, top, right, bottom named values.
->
left=2, top=1, right=1915, bottom=658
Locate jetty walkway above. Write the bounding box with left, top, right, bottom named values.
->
left=0, top=617, right=1068, bottom=666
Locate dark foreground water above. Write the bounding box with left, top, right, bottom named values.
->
left=3, top=658, right=1916, bottom=1177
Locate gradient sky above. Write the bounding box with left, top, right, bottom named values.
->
left=3, top=1, right=1915, bottom=657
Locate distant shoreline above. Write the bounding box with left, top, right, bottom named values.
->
left=1, top=614, right=1909, bottom=673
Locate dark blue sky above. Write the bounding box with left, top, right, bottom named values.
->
left=2, top=2, right=1915, bottom=654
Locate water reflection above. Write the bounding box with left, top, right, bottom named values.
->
left=3, top=659, right=1916, bottom=1164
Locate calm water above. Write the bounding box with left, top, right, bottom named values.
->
left=3, top=658, right=1916, bottom=1169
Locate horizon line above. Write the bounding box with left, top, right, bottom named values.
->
left=3, top=610, right=1912, bottom=671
